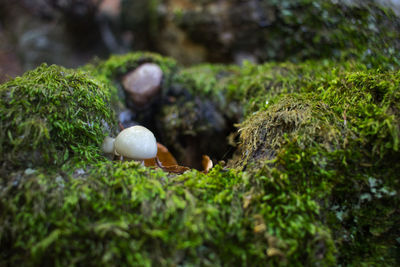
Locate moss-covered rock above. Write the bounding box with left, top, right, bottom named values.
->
left=0, top=161, right=336, bottom=266
left=85, top=52, right=177, bottom=84
left=121, top=0, right=400, bottom=66
left=0, top=64, right=116, bottom=169
left=229, top=94, right=343, bottom=169
left=1, top=52, right=400, bottom=266
left=231, top=68, right=400, bottom=265
left=82, top=52, right=178, bottom=123
left=84, top=53, right=240, bottom=168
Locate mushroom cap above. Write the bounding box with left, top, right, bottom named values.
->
left=102, top=136, right=115, bottom=154
left=114, top=125, right=157, bottom=160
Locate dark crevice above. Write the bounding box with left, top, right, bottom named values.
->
left=118, top=83, right=241, bottom=170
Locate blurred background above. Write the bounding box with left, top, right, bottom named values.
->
left=1, top=0, right=400, bottom=83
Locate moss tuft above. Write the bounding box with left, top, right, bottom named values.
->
left=0, top=64, right=116, bottom=169
left=232, top=68, right=400, bottom=265
left=0, top=161, right=336, bottom=266
left=84, top=52, right=178, bottom=83
left=231, top=93, right=344, bottom=169
left=1, top=51, right=400, bottom=266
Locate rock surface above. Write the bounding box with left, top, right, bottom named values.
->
left=122, top=63, right=163, bottom=108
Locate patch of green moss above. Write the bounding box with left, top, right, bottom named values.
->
left=307, top=70, right=400, bottom=264
left=0, top=160, right=335, bottom=266
left=85, top=52, right=177, bottom=82
left=0, top=64, right=116, bottom=169
left=174, top=64, right=239, bottom=97
left=232, top=68, right=400, bottom=265
left=266, top=1, right=400, bottom=66
left=84, top=54, right=400, bottom=265
left=223, top=60, right=373, bottom=116
left=1, top=51, right=399, bottom=266
left=230, top=93, right=344, bottom=169
left=174, top=0, right=400, bottom=66
left=171, top=63, right=243, bottom=118
left=171, top=59, right=374, bottom=120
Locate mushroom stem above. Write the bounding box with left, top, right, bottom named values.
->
left=156, top=157, right=164, bottom=169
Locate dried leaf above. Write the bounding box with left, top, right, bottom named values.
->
left=160, top=165, right=190, bottom=174
left=155, top=157, right=190, bottom=174
left=202, top=155, right=213, bottom=173
left=145, top=143, right=178, bottom=167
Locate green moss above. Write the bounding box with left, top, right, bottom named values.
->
left=1, top=52, right=400, bottom=265
left=172, top=59, right=375, bottom=119
left=230, top=93, right=343, bottom=169
left=84, top=52, right=177, bottom=82
left=0, top=64, right=116, bottom=169
left=313, top=70, right=400, bottom=157
left=266, top=1, right=400, bottom=66
left=175, top=0, right=400, bottom=66
left=308, top=70, right=400, bottom=264
left=223, top=60, right=372, bottom=116
left=232, top=68, right=400, bottom=265
left=0, top=160, right=335, bottom=266
left=174, top=64, right=239, bottom=97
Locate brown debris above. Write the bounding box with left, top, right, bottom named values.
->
left=201, top=155, right=213, bottom=173
left=145, top=143, right=190, bottom=174
left=144, top=143, right=178, bottom=167
left=155, top=157, right=190, bottom=174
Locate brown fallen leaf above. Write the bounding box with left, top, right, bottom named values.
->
left=145, top=143, right=178, bottom=167
left=159, top=164, right=191, bottom=174
left=202, top=155, right=213, bottom=173
left=155, top=157, right=190, bottom=174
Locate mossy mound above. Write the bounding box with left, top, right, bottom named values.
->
left=1, top=52, right=400, bottom=266
left=84, top=53, right=240, bottom=167
left=261, top=0, right=400, bottom=65
left=231, top=69, right=400, bottom=264
left=230, top=94, right=344, bottom=169
left=0, top=161, right=335, bottom=266
left=0, top=64, right=116, bottom=169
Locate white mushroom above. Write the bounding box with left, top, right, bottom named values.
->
left=102, top=136, right=115, bottom=154
left=114, top=125, right=157, bottom=161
